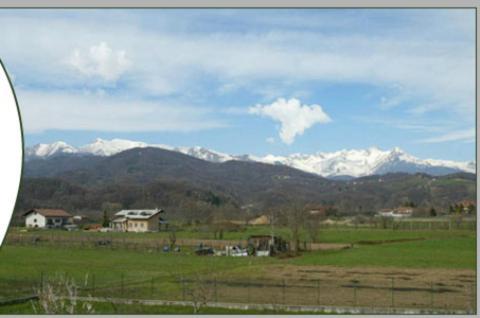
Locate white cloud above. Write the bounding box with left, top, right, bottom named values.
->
left=266, top=137, right=275, bottom=144
left=249, top=98, right=331, bottom=144
left=17, top=89, right=226, bottom=133
left=65, top=42, right=130, bottom=81
left=419, top=129, right=475, bottom=144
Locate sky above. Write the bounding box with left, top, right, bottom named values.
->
left=0, top=9, right=476, bottom=161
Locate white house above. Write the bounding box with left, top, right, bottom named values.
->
left=378, top=208, right=395, bottom=218
left=377, top=207, right=413, bottom=218
left=110, top=209, right=165, bottom=232
left=24, top=209, right=72, bottom=229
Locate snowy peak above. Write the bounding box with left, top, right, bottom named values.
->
left=25, top=138, right=234, bottom=164
left=25, top=139, right=475, bottom=177
left=78, top=138, right=150, bottom=156
left=175, top=146, right=234, bottom=163
left=25, top=141, right=78, bottom=158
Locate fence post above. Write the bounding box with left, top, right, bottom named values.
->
left=40, top=271, right=44, bottom=291
left=282, top=279, right=286, bottom=305
left=92, top=273, right=96, bottom=297
left=391, top=277, right=395, bottom=308
left=316, top=280, right=320, bottom=305
left=214, top=277, right=218, bottom=303
left=471, top=283, right=476, bottom=313
left=354, top=282, right=358, bottom=306
left=181, top=276, right=186, bottom=301
left=151, top=277, right=154, bottom=298
left=430, top=281, right=434, bottom=308
left=121, top=273, right=125, bottom=297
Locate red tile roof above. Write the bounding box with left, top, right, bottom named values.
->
left=24, top=209, right=72, bottom=217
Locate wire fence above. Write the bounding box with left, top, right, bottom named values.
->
left=0, top=271, right=476, bottom=313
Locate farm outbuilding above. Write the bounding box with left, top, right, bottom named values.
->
left=248, top=235, right=288, bottom=255
left=23, top=208, right=72, bottom=229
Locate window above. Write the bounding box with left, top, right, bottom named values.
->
left=33, top=218, right=37, bottom=223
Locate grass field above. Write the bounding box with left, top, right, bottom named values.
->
left=0, top=226, right=476, bottom=313
left=0, top=300, right=325, bottom=314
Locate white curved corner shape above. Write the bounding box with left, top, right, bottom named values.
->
left=0, top=61, right=22, bottom=247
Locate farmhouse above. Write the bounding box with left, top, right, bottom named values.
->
left=456, top=200, right=476, bottom=213
left=23, top=208, right=72, bottom=229
left=377, top=207, right=413, bottom=218
left=248, top=214, right=270, bottom=225
left=110, top=208, right=165, bottom=232
left=377, top=208, right=395, bottom=217
left=395, top=207, right=414, bottom=217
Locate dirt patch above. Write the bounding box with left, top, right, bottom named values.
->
left=241, top=265, right=475, bottom=311
left=340, top=283, right=458, bottom=294
left=355, top=237, right=426, bottom=245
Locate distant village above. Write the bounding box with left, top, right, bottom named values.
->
left=18, top=199, right=476, bottom=259
left=23, top=199, right=476, bottom=232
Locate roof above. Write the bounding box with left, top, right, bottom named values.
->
left=111, top=217, right=127, bottom=223
left=378, top=208, right=394, bottom=213
left=395, top=207, right=413, bottom=213
left=114, top=209, right=163, bottom=220
left=248, top=215, right=270, bottom=225
left=24, top=208, right=72, bottom=217
left=458, top=200, right=475, bottom=207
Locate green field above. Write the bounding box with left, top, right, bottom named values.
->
left=0, top=228, right=475, bottom=284
left=0, top=300, right=326, bottom=314
left=0, top=226, right=476, bottom=314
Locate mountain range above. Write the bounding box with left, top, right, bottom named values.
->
left=25, top=138, right=476, bottom=178
left=16, top=142, right=476, bottom=222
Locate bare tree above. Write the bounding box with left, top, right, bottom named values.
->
left=169, top=228, right=177, bottom=249
left=32, top=273, right=95, bottom=314
left=284, top=201, right=307, bottom=254
left=183, top=273, right=215, bottom=313
left=305, top=214, right=323, bottom=243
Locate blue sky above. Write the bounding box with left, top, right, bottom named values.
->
left=0, top=9, right=475, bottom=161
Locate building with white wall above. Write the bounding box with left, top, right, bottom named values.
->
left=24, top=209, right=72, bottom=229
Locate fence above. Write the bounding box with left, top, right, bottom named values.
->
left=329, top=219, right=477, bottom=231
left=4, top=234, right=246, bottom=252
left=0, top=271, right=476, bottom=313
left=4, top=233, right=352, bottom=253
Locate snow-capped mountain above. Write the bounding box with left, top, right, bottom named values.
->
left=250, top=147, right=475, bottom=178
left=25, top=138, right=475, bottom=178
left=25, top=141, right=78, bottom=158
left=78, top=139, right=152, bottom=156
left=26, top=139, right=234, bottom=163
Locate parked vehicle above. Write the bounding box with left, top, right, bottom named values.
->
left=226, top=245, right=248, bottom=257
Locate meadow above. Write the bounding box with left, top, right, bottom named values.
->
left=0, top=225, right=476, bottom=314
